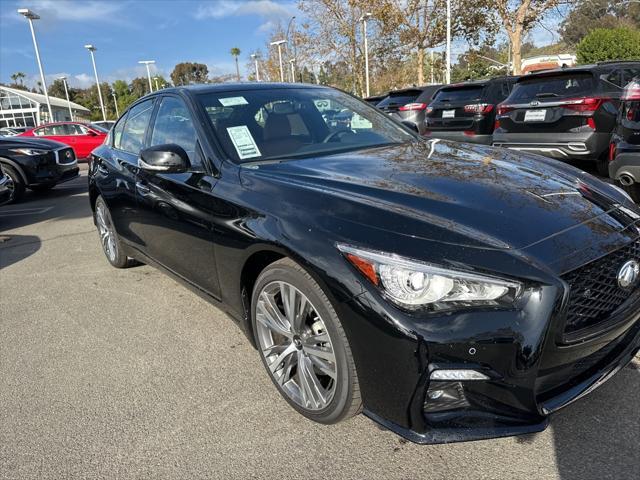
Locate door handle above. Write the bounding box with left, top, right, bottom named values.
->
left=96, top=161, right=109, bottom=175
left=135, top=181, right=151, bottom=195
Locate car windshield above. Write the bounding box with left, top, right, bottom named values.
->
left=432, top=86, right=484, bottom=103
left=197, top=87, right=415, bottom=163
left=508, top=73, right=595, bottom=102
left=377, top=90, right=422, bottom=107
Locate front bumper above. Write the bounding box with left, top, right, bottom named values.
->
left=425, top=131, right=492, bottom=145
left=609, top=150, right=640, bottom=183
left=336, top=243, right=640, bottom=444
left=492, top=131, right=610, bottom=161
left=27, top=157, right=79, bottom=187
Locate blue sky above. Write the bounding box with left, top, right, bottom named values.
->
left=0, top=0, right=562, bottom=90
left=0, top=0, right=299, bottom=88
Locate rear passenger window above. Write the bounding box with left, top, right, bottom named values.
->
left=111, top=114, right=127, bottom=149
left=120, top=100, right=154, bottom=154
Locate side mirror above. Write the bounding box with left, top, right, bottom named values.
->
left=401, top=120, right=419, bottom=133
left=86, top=130, right=97, bottom=136
left=139, top=144, right=190, bottom=173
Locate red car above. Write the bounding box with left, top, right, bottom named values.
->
left=19, top=122, right=106, bottom=160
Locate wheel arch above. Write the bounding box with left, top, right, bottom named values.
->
left=0, top=157, right=28, bottom=184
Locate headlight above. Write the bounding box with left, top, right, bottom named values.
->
left=337, top=244, right=522, bottom=310
left=9, top=148, right=49, bottom=156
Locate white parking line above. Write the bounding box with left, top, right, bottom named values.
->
left=0, top=206, right=54, bottom=217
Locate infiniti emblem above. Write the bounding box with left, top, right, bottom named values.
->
left=617, top=260, right=640, bottom=289
left=529, top=100, right=540, bottom=107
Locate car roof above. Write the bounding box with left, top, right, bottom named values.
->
left=439, top=76, right=519, bottom=89
left=159, top=82, right=329, bottom=96
left=520, top=61, right=640, bottom=80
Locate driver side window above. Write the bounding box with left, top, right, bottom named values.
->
left=150, top=96, right=201, bottom=169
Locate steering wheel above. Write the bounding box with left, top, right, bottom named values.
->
left=322, top=129, right=354, bottom=143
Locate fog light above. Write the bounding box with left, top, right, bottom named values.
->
left=430, top=369, right=489, bottom=381
left=424, top=381, right=469, bottom=412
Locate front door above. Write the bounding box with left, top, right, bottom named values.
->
left=134, top=95, right=222, bottom=298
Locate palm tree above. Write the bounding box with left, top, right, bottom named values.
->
left=230, top=47, right=241, bottom=81
left=10, top=72, right=26, bottom=87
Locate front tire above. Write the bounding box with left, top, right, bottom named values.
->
left=94, top=196, right=132, bottom=268
left=2, top=165, right=24, bottom=204
left=251, top=257, right=362, bottom=424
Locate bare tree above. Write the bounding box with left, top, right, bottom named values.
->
left=493, top=0, right=564, bottom=74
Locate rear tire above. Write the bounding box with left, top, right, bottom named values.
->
left=94, top=196, right=133, bottom=268
left=622, top=184, right=640, bottom=203
left=29, top=184, right=55, bottom=193
left=596, top=155, right=609, bottom=177
left=251, top=257, right=362, bottom=424
left=1, top=165, right=24, bottom=204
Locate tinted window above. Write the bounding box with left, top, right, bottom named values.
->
left=150, top=96, right=199, bottom=167
left=416, top=86, right=441, bottom=103
left=197, top=87, right=414, bottom=163
left=377, top=90, right=422, bottom=107
left=508, top=73, right=595, bottom=102
left=111, top=114, right=127, bottom=149
left=120, top=100, right=154, bottom=154
left=432, top=86, right=484, bottom=103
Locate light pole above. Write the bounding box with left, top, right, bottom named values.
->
left=138, top=60, right=155, bottom=93
left=84, top=44, right=107, bottom=121
left=285, top=16, right=298, bottom=82
left=17, top=8, right=53, bottom=123
left=59, top=76, right=73, bottom=121
left=153, top=76, right=160, bottom=91
left=270, top=40, right=286, bottom=82
left=251, top=54, right=260, bottom=81
left=445, top=0, right=451, bottom=84
left=359, top=12, right=372, bottom=97
left=111, top=92, right=119, bottom=118
left=289, top=59, right=296, bottom=83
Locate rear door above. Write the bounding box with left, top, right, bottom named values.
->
left=497, top=71, right=602, bottom=134
left=426, top=84, right=486, bottom=131
left=134, top=94, right=221, bottom=297
left=72, top=124, right=104, bottom=158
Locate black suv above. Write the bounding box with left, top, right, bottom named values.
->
left=609, top=78, right=640, bottom=201
left=0, top=136, right=79, bottom=203
left=493, top=61, right=640, bottom=175
left=377, top=85, right=442, bottom=134
left=424, top=76, right=518, bottom=144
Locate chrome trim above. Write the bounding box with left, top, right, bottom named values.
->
left=138, top=157, right=170, bottom=171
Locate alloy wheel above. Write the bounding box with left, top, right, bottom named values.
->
left=255, top=281, right=337, bottom=411
left=95, top=202, right=118, bottom=262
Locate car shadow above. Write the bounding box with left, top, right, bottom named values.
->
left=550, top=359, right=640, bottom=479
left=0, top=234, right=41, bottom=269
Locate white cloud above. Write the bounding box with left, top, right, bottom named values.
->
left=73, top=73, right=94, bottom=88
left=7, top=0, right=129, bottom=27
left=195, top=0, right=295, bottom=21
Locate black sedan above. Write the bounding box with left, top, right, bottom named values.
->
left=88, top=83, right=640, bottom=444
left=0, top=136, right=79, bottom=203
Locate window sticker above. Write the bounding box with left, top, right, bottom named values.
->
left=226, top=125, right=262, bottom=159
left=351, top=113, right=373, bottom=129
left=219, top=96, right=249, bottom=107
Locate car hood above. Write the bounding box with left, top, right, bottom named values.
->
left=241, top=140, right=640, bottom=252
left=0, top=136, right=68, bottom=150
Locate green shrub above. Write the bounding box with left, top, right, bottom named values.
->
left=577, top=28, right=640, bottom=64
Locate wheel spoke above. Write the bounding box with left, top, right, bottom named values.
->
left=256, top=293, right=292, bottom=338
left=303, top=343, right=335, bottom=363
left=280, top=282, right=296, bottom=325
left=267, top=342, right=297, bottom=374
left=308, top=354, right=336, bottom=379
left=298, top=354, right=326, bottom=409
left=292, top=294, right=310, bottom=334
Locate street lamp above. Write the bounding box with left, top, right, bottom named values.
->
left=59, top=76, right=73, bottom=121
left=250, top=54, right=260, bottom=81
left=289, top=59, right=296, bottom=83
left=111, top=92, right=119, bottom=118
left=270, top=40, right=286, bottom=82
left=446, top=0, right=451, bottom=84
left=84, top=45, right=107, bottom=122
left=17, top=8, right=53, bottom=123
left=138, top=60, right=155, bottom=93
left=359, top=12, right=372, bottom=97
left=153, top=76, right=160, bottom=91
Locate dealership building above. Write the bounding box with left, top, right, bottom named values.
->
left=0, top=85, right=90, bottom=128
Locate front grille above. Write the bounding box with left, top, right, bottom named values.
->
left=562, top=240, right=640, bottom=336
left=56, top=147, right=76, bottom=164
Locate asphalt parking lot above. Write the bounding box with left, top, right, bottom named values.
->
left=0, top=165, right=638, bottom=480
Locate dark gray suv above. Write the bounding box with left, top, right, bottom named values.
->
left=493, top=61, right=640, bottom=176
